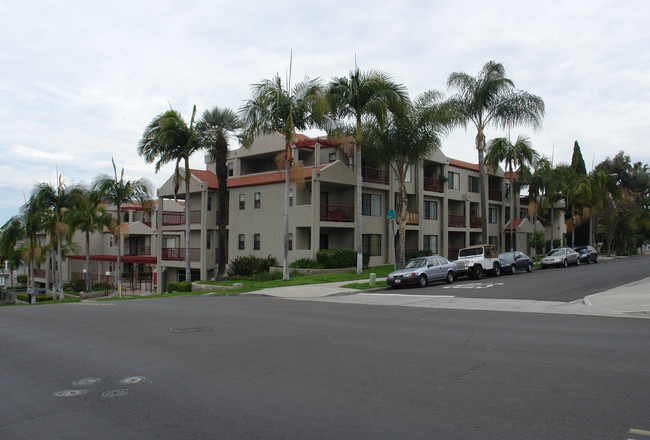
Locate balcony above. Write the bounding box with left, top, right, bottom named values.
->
left=124, top=245, right=151, bottom=256
left=162, top=210, right=202, bottom=226
left=406, top=211, right=419, bottom=225
left=347, top=164, right=390, bottom=185
left=448, top=214, right=466, bottom=228
left=34, top=268, right=46, bottom=278
left=161, top=247, right=201, bottom=261
left=448, top=247, right=462, bottom=261
left=520, top=196, right=530, bottom=205
left=488, top=189, right=502, bottom=201
left=469, top=216, right=482, bottom=228
left=423, top=177, right=444, bottom=193
left=321, top=204, right=354, bottom=222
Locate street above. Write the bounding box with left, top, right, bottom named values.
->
left=1, top=258, right=649, bottom=439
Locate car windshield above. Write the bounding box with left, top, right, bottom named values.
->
left=576, top=247, right=587, bottom=253
left=547, top=249, right=564, bottom=256
left=404, top=258, right=427, bottom=269
left=499, top=252, right=515, bottom=260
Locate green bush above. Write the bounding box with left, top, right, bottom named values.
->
left=64, top=278, right=85, bottom=292
left=167, top=281, right=192, bottom=292
left=17, top=293, right=53, bottom=303
left=229, top=255, right=278, bottom=277
left=316, top=248, right=356, bottom=269
left=289, top=258, right=323, bottom=269
left=16, top=274, right=27, bottom=284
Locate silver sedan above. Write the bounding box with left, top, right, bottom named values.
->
left=387, top=256, right=456, bottom=287
left=540, top=248, right=581, bottom=269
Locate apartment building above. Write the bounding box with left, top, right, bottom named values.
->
left=155, top=132, right=558, bottom=293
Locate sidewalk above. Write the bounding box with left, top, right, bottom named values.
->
left=243, top=276, right=650, bottom=319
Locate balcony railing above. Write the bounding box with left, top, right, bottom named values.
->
left=124, top=245, right=151, bottom=256
left=34, top=268, right=46, bottom=278
left=448, top=214, right=466, bottom=228
left=448, top=247, right=462, bottom=261
left=347, top=164, right=390, bottom=184
left=161, top=247, right=201, bottom=261
left=520, top=196, right=530, bottom=205
left=162, top=210, right=202, bottom=226
left=320, top=204, right=354, bottom=222
left=423, top=177, right=445, bottom=193
left=488, top=189, right=502, bottom=201
left=406, top=211, right=419, bottom=225
left=469, top=216, right=482, bottom=228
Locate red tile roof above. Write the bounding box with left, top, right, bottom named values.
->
left=191, top=165, right=328, bottom=189
left=448, top=158, right=480, bottom=172
left=294, top=136, right=339, bottom=148
left=505, top=218, right=524, bottom=231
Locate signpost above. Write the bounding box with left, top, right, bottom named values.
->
left=387, top=210, right=397, bottom=270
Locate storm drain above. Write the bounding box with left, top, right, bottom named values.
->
left=168, top=326, right=214, bottom=334
left=55, top=375, right=146, bottom=398
left=72, top=378, right=101, bottom=386
left=55, top=389, right=88, bottom=397
left=120, top=376, right=146, bottom=384
left=100, top=388, right=129, bottom=398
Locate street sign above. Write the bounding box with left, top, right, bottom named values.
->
left=386, top=209, right=396, bottom=220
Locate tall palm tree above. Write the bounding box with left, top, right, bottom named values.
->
left=138, top=106, right=199, bottom=283
left=196, top=106, right=242, bottom=279
left=363, top=91, right=453, bottom=267
left=240, top=74, right=327, bottom=281
left=446, top=61, right=545, bottom=244
left=327, top=67, right=408, bottom=273
left=34, top=175, right=77, bottom=300
left=66, top=187, right=112, bottom=291
left=486, top=135, right=539, bottom=251
left=93, top=159, right=152, bottom=297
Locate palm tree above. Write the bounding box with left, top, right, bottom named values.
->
left=66, top=187, right=112, bottom=291
left=327, top=67, right=408, bottom=273
left=486, top=135, right=539, bottom=251
left=93, top=159, right=152, bottom=297
left=240, top=74, right=327, bottom=281
left=363, top=91, right=453, bottom=267
left=527, top=156, right=552, bottom=254
left=138, top=106, right=199, bottom=283
left=446, top=61, right=545, bottom=244
left=34, top=175, right=77, bottom=300
left=196, top=107, right=242, bottom=279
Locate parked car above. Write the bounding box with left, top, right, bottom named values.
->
left=575, top=245, right=598, bottom=264
left=453, top=244, right=501, bottom=279
left=540, top=248, right=580, bottom=269
left=387, top=256, right=456, bottom=288
left=498, top=251, right=533, bottom=274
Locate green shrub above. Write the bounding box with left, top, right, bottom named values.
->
left=17, top=293, right=53, bottom=302
left=16, top=274, right=27, bottom=284
left=64, top=278, right=85, bottom=292
left=167, top=281, right=192, bottom=292
left=229, top=255, right=278, bottom=277
left=316, top=248, right=356, bottom=269
left=289, top=258, right=323, bottom=269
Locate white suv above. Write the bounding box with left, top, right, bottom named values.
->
left=454, top=244, right=501, bottom=279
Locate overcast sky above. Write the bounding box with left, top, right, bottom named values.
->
left=1, top=0, right=649, bottom=225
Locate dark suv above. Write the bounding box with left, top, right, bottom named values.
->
left=575, top=245, right=598, bottom=264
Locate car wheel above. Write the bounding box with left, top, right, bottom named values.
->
left=527, top=262, right=533, bottom=273
left=471, top=265, right=482, bottom=280
left=446, top=271, right=454, bottom=284
left=418, top=274, right=428, bottom=287
left=594, top=256, right=598, bottom=263
left=585, top=257, right=590, bottom=264
left=576, top=258, right=580, bottom=266
left=492, top=264, right=500, bottom=277
left=511, top=265, right=517, bottom=275
left=562, top=259, right=568, bottom=268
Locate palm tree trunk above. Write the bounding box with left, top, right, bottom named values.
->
left=550, top=205, right=555, bottom=249
left=283, top=161, right=290, bottom=281
left=398, top=184, right=408, bottom=268
left=476, top=130, right=488, bottom=245
left=355, top=143, right=363, bottom=274
left=57, top=236, right=64, bottom=300
left=215, top=140, right=228, bottom=279
left=509, top=175, right=514, bottom=252
left=184, top=162, right=192, bottom=283
left=85, top=230, right=91, bottom=292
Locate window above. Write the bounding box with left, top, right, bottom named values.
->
left=239, top=194, right=245, bottom=210
left=228, top=162, right=234, bottom=177
left=329, top=152, right=336, bottom=162
left=489, top=207, right=498, bottom=224
left=206, top=233, right=211, bottom=250
left=362, top=234, right=382, bottom=256
left=289, top=189, right=293, bottom=206
left=288, top=233, right=293, bottom=251
left=109, top=236, right=113, bottom=247
left=238, top=234, right=245, bottom=250
left=362, top=193, right=381, bottom=216
left=254, top=192, right=261, bottom=209
left=448, top=172, right=460, bottom=190
left=468, top=176, right=479, bottom=193
left=423, top=200, right=438, bottom=220
left=207, top=196, right=212, bottom=211
left=423, top=235, right=439, bottom=253
left=253, top=233, right=260, bottom=250
left=489, top=236, right=498, bottom=247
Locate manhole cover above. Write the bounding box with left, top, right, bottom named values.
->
left=168, top=326, right=214, bottom=334
left=73, top=378, right=101, bottom=386
left=120, top=376, right=146, bottom=384
left=100, top=388, right=129, bottom=398
left=55, top=389, right=88, bottom=397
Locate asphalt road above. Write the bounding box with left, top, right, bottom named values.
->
left=391, top=255, right=650, bottom=302
left=1, top=287, right=649, bottom=439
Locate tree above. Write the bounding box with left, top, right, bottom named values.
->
left=571, top=141, right=587, bottom=175
left=93, top=159, right=152, bottom=297
left=446, top=61, right=545, bottom=244
left=485, top=135, right=539, bottom=251
left=363, top=91, right=453, bottom=267
left=240, top=73, right=328, bottom=281
left=327, top=67, right=408, bottom=273
left=138, top=106, right=199, bottom=283
left=196, top=107, right=242, bottom=279
left=66, top=188, right=111, bottom=291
